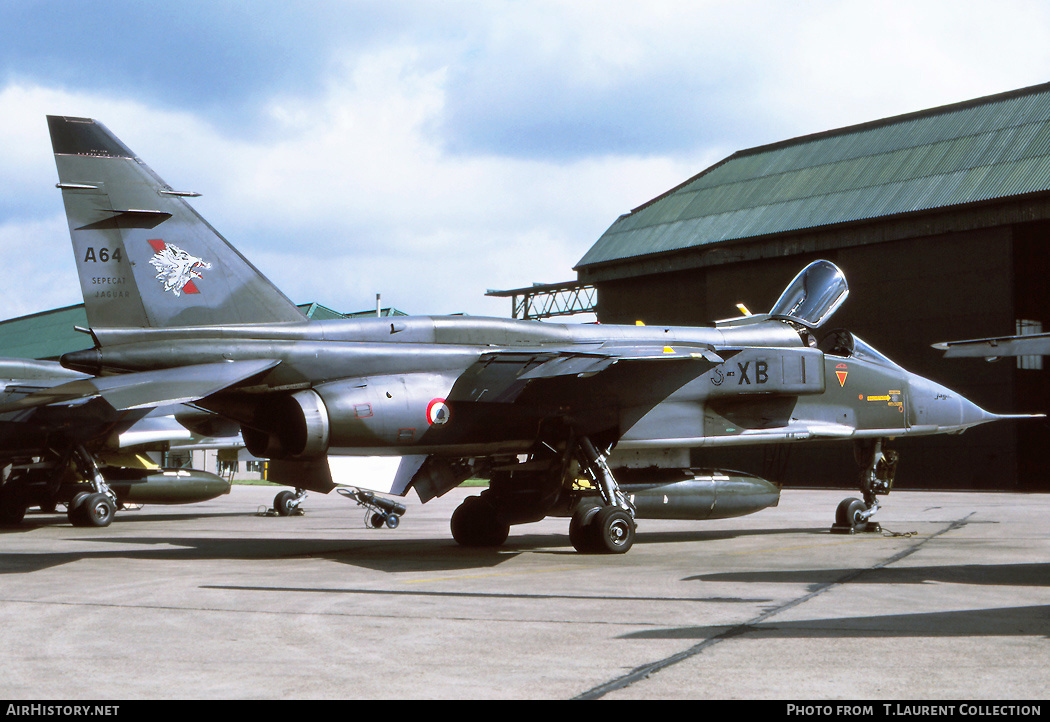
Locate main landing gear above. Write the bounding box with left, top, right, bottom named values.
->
left=271, top=488, right=307, bottom=516
left=832, top=438, right=898, bottom=534
left=449, top=435, right=638, bottom=554
left=567, top=437, right=637, bottom=553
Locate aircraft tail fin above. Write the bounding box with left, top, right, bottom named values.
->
left=47, top=115, right=306, bottom=330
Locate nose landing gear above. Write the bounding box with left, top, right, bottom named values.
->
left=832, top=438, right=898, bottom=534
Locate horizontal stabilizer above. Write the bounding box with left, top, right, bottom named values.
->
left=0, top=359, right=280, bottom=412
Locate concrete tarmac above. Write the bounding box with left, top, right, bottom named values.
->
left=0, top=484, right=1047, bottom=700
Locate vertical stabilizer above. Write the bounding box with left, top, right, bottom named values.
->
left=48, top=115, right=306, bottom=329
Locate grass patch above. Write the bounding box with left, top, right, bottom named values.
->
left=233, top=478, right=489, bottom=488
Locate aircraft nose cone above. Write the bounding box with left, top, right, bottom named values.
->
left=908, top=374, right=997, bottom=432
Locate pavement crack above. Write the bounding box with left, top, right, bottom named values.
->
left=572, top=513, right=974, bottom=700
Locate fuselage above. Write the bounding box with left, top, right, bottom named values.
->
left=58, top=313, right=995, bottom=460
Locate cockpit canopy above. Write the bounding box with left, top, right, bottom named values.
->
left=769, top=260, right=849, bottom=329
left=820, top=328, right=903, bottom=369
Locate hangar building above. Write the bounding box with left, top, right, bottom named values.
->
left=574, top=82, right=1050, bottom=491
left=10, top=83, right=1050, bottom=492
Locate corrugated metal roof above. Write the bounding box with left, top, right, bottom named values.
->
left=0, top=304, right=90, bottom=360
left=577, top=82, right=1050, bottom=270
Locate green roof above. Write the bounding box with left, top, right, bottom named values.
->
left=577, top=82, right=1050, bottom=271
left=0, top=304, right=90, bottom=360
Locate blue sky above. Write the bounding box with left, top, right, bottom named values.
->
left=2, top=1, right=1049, bottom=320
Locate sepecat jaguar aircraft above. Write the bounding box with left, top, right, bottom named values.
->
left=0, top=357, right=232, bottom=526
left=21, top=114, right=1035, bottom=552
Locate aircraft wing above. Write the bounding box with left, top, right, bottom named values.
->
left=447, top=343, right=725, bottom=406
left=933, top=333, right=1050, bottom=359
left=0, top=359, right=280, bottom=413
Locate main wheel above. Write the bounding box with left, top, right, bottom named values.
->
left=72, top=493, right=116, bottom=528
left=835, top=497, right=868, bottom=530
left=67, top=491, right=90, bottom=526
left=569, top=505, right=601, bottom=553
left=274, top=490, right=297, bottom=516
left=275, top=486, right=300, bottom=516
left=591, top=507, right=636, bottom=554
left=0, top=496, right=27, bottom=526
left=450, top=497, right=510, bottom=547
left=0, top=483, right=28, bottom=526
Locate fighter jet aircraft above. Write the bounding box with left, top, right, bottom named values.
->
left=0, top=357, right=231, bottom=526
left=29, top=114, right=1033, bottom=552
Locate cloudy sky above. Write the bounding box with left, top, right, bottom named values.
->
left=1, top=1, right=1049, bottom=321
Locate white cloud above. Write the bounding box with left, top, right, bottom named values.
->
left=3, top=1, right=1050, bottom=323
left=759, top=0, right=1050, bottom=137
left=0, top=215, right=78, bottom=318
left=0, top=49, right=696, bottom=320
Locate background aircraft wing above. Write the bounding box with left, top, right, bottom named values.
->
left=0, top=358, right=280, bottom=413
left=933, top=333, right=1050, bottom=359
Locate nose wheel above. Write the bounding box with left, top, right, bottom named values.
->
left=832, top=496, right=880, bottom=533
left=832, top=439, right=897, bottom=534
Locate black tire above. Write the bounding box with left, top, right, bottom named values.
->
left=591, top=507, right=636, bottom=554
left=0, top=504, right=26, bottom=526
left=450, top=497, right=509, bottom=547
left=384, top=514, right=400, bottom=529
left=0, top=495, right=27, bottom=526
left=67, top=491, right=91, bottom=526
left=835, top=497, right=868, bottom=529
left=0, top=483, right=28, bottom=525
left=274, top=490, right=296, bottom=516
left=569, top=505, right=601, bottom=553
left=77, top=493, right=116, bottom=528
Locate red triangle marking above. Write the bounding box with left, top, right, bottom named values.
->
left=147, top=239, right=166, bottom=252
left=182, top=281, right=199, bottom=294
left=836, top=370, right=848, bottom=387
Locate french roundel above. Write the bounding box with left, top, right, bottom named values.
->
left=427, top=398, right=450, bottom=426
